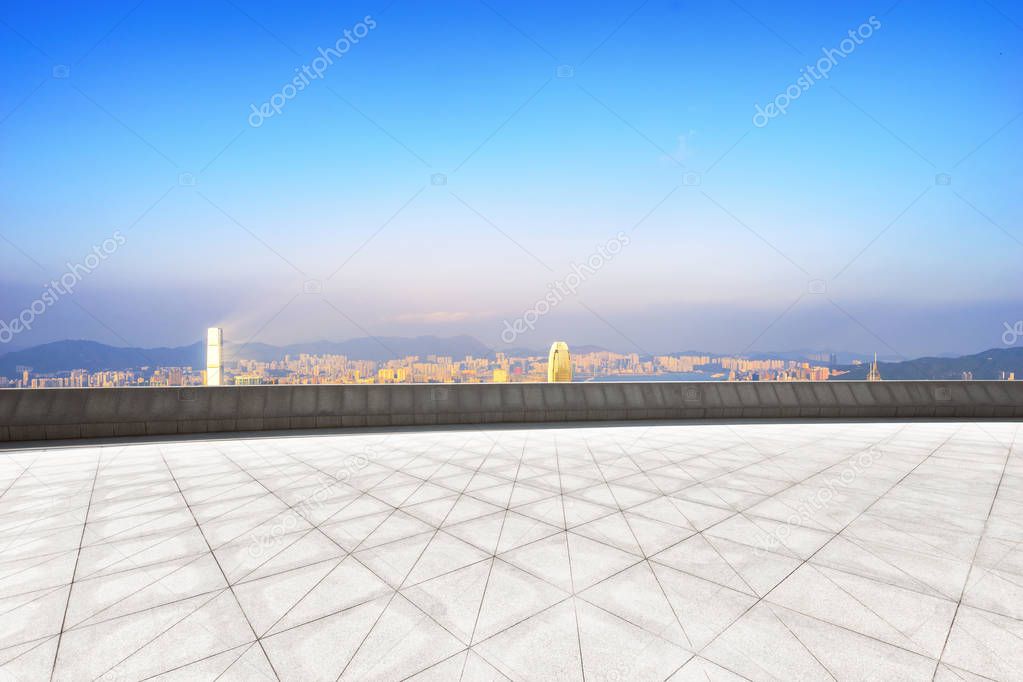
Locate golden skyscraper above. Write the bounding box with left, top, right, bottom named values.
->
left=547, top=342, right=572, bottom=383
left=206, top=327, right=224, bottom=386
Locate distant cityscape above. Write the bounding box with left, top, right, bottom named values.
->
left=3, top=329, right=1019, bottom=389
left=4, top=328, right=848, bottom=388
left=4, top=352, right=848, bottom=389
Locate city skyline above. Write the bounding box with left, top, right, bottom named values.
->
left=9, top=328, right=1022, bottom=389
left=1, top=1, right=1021, bottom=358
left=5, top=344, right=843, bottom=389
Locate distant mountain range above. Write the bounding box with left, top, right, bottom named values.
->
left=665, top=349, right=874, bottom=364
left=235, top=335, right=495, bottom=363
left=747, top=349, right=873, bottom=364
left=502, top=344, right=610, bottom=357
left=0, top=340, right=202, bottom=377
left=831, top=347, right=1023, bottom=380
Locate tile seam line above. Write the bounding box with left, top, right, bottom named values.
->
left=693, top=424, right=961, bottom=666
left=47, top=450, right=101, bottom=681
left=219, top=434, right=487, bottom=664
left=930, top=422, right=1020, bottom=680
left=459, top=432, right=533, bottom=681
left=336, top=438, right=518, bottom=680
left=157, top=448, right=282, bottom=682
left=551, top=433, right=587, bottom=681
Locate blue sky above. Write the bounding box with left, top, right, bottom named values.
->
left=1, top=0, right=1021, bottom=357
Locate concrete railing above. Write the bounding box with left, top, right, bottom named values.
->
left=1, top=381, right=1021, bottom=443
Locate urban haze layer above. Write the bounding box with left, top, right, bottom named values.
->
left=5, top=343, right=844, bottom=389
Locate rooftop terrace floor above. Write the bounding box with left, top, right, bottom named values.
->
left=0, top=420, right=1021, bottom=681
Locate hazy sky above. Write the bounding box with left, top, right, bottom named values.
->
left=1, top=0, right=1021, bottom=358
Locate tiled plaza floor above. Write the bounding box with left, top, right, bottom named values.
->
left=0, top=420, right=1021, bottom=681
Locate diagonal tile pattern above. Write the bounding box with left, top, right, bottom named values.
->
left=0, top=420, right=1019, bottom=680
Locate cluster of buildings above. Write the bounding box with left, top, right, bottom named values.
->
left=209, top=331, right=836, bottom=386
left=4, top=329, right=845, bottom=388
left=4, top=366, right=205, bottom=389
left=10, top=328, right=951, bottom=389
left=4, top=353, right=842, bottom=388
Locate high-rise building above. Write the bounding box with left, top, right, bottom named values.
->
left=206, top=327, right=224, bottom=386
left=866, top=353, right=882, bottom=382
left=547, top=342, right=572, bottom=383
left=376, top=367, right=408, bottom=383
left=493, top=368, right=509, bottom=383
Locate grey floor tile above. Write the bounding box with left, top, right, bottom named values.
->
left=52, top=590, right=254, bottom=681
left=0, top=420, right=1018, bottom=680
left=765, top=562, right=957, bottom=658
left=941, top=604, right=1023, bottom=679
left=703, top=602, right=936, bottom=681
left=474, top=599, right=583, bottom=682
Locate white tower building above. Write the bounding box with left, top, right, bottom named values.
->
left=206, top=327, right=224, bottom=386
